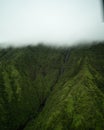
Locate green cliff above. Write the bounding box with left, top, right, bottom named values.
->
left=0, top=43, right=104, bottom=130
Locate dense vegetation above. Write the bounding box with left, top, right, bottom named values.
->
left=0, top=43, right=104, bottom=130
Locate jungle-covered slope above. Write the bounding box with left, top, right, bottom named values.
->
left=0, top=43, right=104, bottom=130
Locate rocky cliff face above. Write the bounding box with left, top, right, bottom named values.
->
left=0, top=43, right=104, bottom=130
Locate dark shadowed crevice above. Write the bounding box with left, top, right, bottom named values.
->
left=16, top=50, right=71, bottom=130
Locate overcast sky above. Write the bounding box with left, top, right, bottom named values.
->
left=0, top=0, right=104, bottom=46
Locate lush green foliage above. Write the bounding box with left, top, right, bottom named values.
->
left=0, top=43, right=104, bottom=130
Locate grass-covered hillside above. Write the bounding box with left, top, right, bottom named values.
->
left=0, top=43, right=104, bottom=130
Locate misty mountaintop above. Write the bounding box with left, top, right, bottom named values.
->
left=0, top=42, right=104, bottom=130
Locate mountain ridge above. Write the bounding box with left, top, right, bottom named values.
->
left=0, top=43, right=104, bottom=130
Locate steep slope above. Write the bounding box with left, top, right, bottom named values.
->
left=0, top=43, right=104, bottom=130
